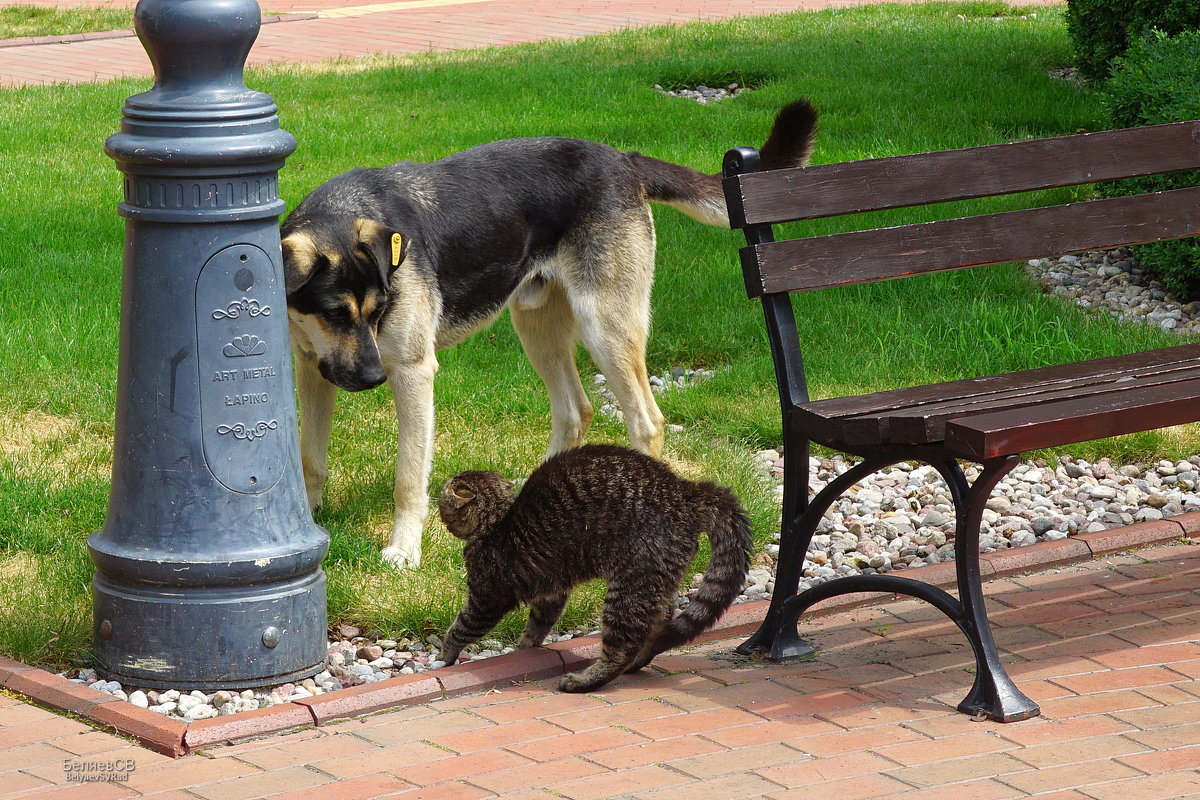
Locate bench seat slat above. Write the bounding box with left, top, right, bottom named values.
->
left=846, top=362, right=1200, bottom=448
left=944, top=378, right=1200, bottom=461
left=729, top=120, right=1200, bottom=227
left=792, top=344, right=1200, bottom=446
left=743, top=186, right=1200, bottom=297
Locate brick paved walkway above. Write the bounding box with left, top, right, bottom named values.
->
left=0, top=0, right=1062, bottom=87
left=2, top=541, right=1198, bottom=799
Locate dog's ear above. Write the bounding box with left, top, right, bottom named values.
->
left=281, top=231, right=322, bottom=294
left=354, top=218, right=407, bottom=292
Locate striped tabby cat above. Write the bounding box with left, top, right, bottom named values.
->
left=437, top=444, right=752, bottom=692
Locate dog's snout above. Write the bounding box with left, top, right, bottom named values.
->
left=357, top=364, right=388, bottom=390
left=318, top=358, right=387, bottom=392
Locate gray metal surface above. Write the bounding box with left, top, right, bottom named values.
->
left=89, top=0, right=328, bottom=690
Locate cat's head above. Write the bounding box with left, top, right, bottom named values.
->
left=438, top=471, right=516, bottom=539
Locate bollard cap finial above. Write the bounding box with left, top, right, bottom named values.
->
left=106, top=0, right=296, bottom=209
left=135, top=0, right=262, bottom=98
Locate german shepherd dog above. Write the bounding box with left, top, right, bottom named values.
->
left=282, top=100, right=817, bottom=568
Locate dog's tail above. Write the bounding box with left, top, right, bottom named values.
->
left=626, top=98, right=818, bottom=227
left=643, top=484, right=753, bottom=664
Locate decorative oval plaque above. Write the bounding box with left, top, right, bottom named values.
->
left=196, top=243, right=286, bottom=494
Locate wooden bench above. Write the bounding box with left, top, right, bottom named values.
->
left=722, top=119, right=1200, bottom=723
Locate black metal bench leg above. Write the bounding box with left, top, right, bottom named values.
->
left=938, top=456, right=1040, bottom=722
left=738, top=453, right=892, bottom=660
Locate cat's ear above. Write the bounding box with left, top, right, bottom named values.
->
left=501, top=478, right=515, bottom=490
left=448, top=483, right=476, bottom=508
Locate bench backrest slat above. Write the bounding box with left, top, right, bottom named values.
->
left=742, top=185, right=1200, bottom=297
left=727, top=119, right=1200, bottom=227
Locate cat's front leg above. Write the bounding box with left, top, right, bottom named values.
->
left=441, top=599, right=512, bottom=665
left=519, top=590, right=570, bottom=648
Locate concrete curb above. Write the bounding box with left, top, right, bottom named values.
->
left=2, top=514, right=1196, bottom=756
left=0, top=13, right=318, bottom=50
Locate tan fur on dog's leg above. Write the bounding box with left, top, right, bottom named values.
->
left=568, top=212, right=664, bottom=457
left=580, top=318, right=664, bottom=457
left=510, top=281, right=594, bottom=457
left=381, top=353, right=438, bottom=569
left=295, top=354, right=338, bottom=511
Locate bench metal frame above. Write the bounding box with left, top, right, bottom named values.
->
left=722, top=120, right=1200, bottom=723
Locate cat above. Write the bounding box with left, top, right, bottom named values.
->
left=437, top=443, right=753, bottom=692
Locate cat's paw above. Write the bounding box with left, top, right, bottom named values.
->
left=558, top=673, right=592, bottom=693
left=380, top=545, right=421, bottom=570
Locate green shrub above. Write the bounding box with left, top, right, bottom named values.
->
left=1066, top=0, right=1200, bottom=81
left=1103, top=30, right=1200, bottom=300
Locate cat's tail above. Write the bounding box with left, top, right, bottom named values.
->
left=644, top=485, right=753, bottom=662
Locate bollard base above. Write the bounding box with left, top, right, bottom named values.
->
left=92, top=570, right=327, bottom=691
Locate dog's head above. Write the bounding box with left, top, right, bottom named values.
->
left=281, top=216, right=409, bottom=392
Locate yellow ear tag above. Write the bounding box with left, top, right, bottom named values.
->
left=390, top=233, right=403, bottom=267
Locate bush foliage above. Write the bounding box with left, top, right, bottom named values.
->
left=1066, top=0, right=1200, bottom=81
left=1102, top=30, right=1200, bottom=300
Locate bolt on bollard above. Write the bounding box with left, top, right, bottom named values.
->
left=89, top=0, right=329, bottom=690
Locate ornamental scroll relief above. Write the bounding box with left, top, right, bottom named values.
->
left=196, top=244, right=287, bottom=495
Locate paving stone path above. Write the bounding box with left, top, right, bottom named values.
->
left=0, top=0, right=1061, bottom=88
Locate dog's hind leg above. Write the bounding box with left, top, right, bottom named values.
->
left=295, top=354, right=338, bottom=512
left=569, top=214, right=665, bottom=457
left=510, top=281, right=594, bottom=457
left=380, top=351, right=438, bottom=570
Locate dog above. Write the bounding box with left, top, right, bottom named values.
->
left=281, top=99, right=818, bottom=568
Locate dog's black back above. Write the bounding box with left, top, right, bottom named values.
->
left=285, top=138, right=644, bottom=327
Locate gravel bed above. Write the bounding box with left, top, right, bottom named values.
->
left=61, top=633, right=555, bottom=722
left=60, top=248, right=1200, bottom=719
left=654, top=82, right=742, bottom=104
left=1028, top=246, right=1200, bottom=335
left=731, top=450, right=1200, bottom=601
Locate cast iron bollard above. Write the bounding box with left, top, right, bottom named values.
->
left=89, top=0, right=329, bottom=690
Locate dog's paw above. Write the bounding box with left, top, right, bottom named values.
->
left=303, top=481, right=325, bottom=512
left=380, top=546, right=421, bottom=570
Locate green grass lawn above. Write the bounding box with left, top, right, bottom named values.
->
left=0, top=5, right=132, bottom=39
left=1, top=2, right=1194, bottom=669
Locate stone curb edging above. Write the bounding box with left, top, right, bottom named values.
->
left=0, top=13, right=318, bottom=50
left=2, top=515, right=1196, bottom=757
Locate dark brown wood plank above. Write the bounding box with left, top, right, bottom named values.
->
left=944, top=379, right=1200, bottom=461
left=728, top=120, right=1200, bottom=227
left=792, top=344, right=1200, bottom=429
left=864, top=362, right=1200, bottom=447
left=745, top=186, right=1200, bottom=297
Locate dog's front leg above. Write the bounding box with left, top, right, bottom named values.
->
left=294, top=352, right=338, bottom=512
left=380, top=353, right=438, bottom=569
